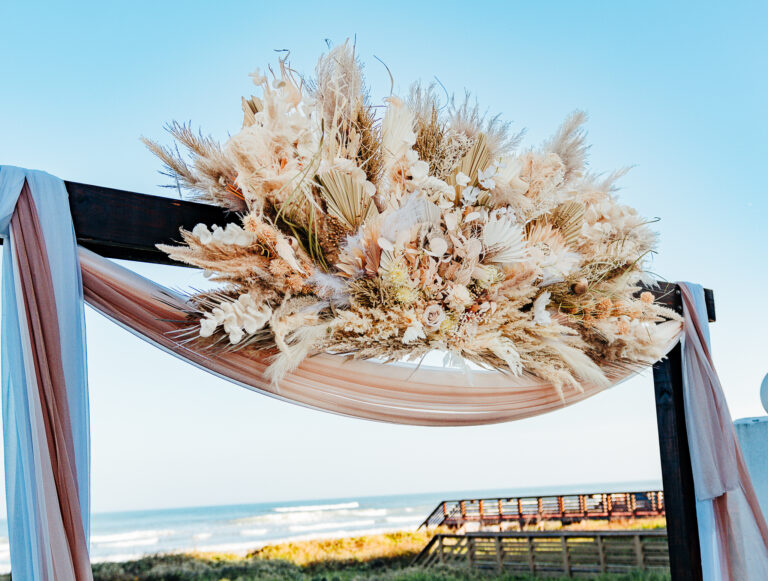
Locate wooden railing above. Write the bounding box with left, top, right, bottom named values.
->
left=420, top=490, right=665, bottom=530
left=413, top=530, right=669, bottom=576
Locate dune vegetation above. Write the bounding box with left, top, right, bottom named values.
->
left=0, top=520, right=669, bottom=580
left=84, top=523, right=668, bottom=581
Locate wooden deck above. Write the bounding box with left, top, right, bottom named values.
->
left=413, top=530, right=669, bottom=577
left=420, top=490, right=665, bottom=530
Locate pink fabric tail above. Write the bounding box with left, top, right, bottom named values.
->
left=10, top=183, right=92, bottom=580
left=680, top=283, right=768, bottom=580
left=77, top=246, right=682, bottom=426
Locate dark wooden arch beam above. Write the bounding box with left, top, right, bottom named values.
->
left=24, top=181, right=717, bottom=580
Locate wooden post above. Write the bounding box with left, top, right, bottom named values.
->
left=561, top=536, right=571, bottom=576
left=467, top=536, right=474, bottom=567
left=526, top=536, right=535, bottom=574
left=495, top=536, right=504, bottom=572
left=634, top=534, right=645, bottom=569
left=653, top=343, right=703, bottom=581
left=597, top=534, right=606, bottom=573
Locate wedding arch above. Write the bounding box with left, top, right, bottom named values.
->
left=1, top=169, right=765, bottom=581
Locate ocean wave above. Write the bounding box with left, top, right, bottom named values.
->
left=98, top=536, right=160, bottom=549
left=385, top=516, right=422, bottom=524
left=233, top=506, right=383, bottom=526
left=288, top=519, right=376, bottom=533
left=241, top=528, right=268, bottom=537
left=91, top=529, right=172, bottom=544
left=273, top=501, right=359, bottom=513
left=350, top=508, right=387, bottom=517
left=193, top=532, right=212, bottom=541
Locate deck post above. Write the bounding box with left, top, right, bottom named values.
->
left=653, top=342, right=703, bottom=581
left=597, top=534, right=606, bottom=573
left=495, top=536, right=503, bottom=572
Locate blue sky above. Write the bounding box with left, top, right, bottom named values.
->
left=1, top=1, right=767, bottom=515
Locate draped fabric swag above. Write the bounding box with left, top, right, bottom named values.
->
left=0, top=168, right=91, bottom=581
left=1, top=167, right=767, bottom=579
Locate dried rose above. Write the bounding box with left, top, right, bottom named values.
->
left=422, top=303, right=446, bottom=329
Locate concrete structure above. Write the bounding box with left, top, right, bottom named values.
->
left=733, top=374, right=768, bottom=517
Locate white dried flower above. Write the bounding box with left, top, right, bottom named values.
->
left=478, top=165, right=498, bottom=190
left=409, top=160, right=430, bottom=182
left=210, top=223, right=252, bottom=246
left=461, top=186, right=482, bottom=205
left=426, top=236, right=448, bottom=258
left=533, top=291, right=552, bottom=325
left=199, top=314, right=218, bottom=337
left=192, top=223, right=213, bottom=244
left=402, top=319, right=426, bottom=344
left=455, top=172, right=470, bottom=187
left=199, top=293, right=272, bottom=344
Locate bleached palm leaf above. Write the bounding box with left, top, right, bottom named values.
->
left=482, top=214, right=527, bottom=265
left=317, top=170, right=378, bottom=230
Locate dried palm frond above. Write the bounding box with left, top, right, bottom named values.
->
left=446, top=133, right=492, bottom=202
left=380, top=96, right=416, bottom=163
left=241, top=96, right=263, bottom=127
left=549, top=201, right=585, bottom=248
left=483, top=213, right=527, bottom=265
left=317, top=169, right=378, bottom=230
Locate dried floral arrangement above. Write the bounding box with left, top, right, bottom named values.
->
left=145, top=42, right=679, bottom=395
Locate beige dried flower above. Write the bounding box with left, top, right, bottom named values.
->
left=423, top=303, right=447, bottom=330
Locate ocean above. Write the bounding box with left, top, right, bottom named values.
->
left=0, top=479, right=661, bottom=571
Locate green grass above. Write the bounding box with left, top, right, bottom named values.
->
left=87, top=553, right=671, bottom=581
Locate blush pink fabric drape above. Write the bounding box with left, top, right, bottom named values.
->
left=78, top=247, right=683, bottom=426
left=9, top=184, right=92, bottom=581
left=679, top=284, right=768, bottom=579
